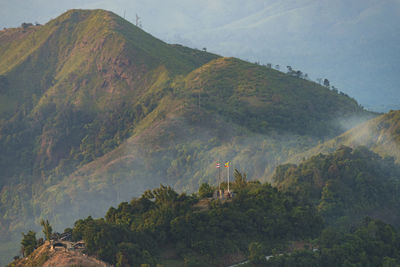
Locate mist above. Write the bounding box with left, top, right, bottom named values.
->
left=18, top=110, right=367, bottom=235
left=286, top=111, right=400, bottom=169
left=0, top=108, right=392, bottom=264
left=0, top=2, right=398, bottom=264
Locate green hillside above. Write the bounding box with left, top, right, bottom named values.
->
left=0, top=9, right=375, bottom=265
left=0, top=9, right=218, bottom=187
left=10, top=182, right=323, bottom=266
left=11, top=177, right=400, bottom=267
left=30, top=56, right=375, bottom=233
left=180, top=57, right=367, bottom=137
left=287, top=110, right=400, bottom=165
left=267, top=218, right=400, bottom=267
left=273, top=146, right=400, bottom=228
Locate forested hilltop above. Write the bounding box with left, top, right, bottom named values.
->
left=11, top=145, right=400, bottom=267
left=274, top=146, right=400, bottom=228
left=0, top=9, right=375, bottom=265
left=10, top=176, right=323, bottom=266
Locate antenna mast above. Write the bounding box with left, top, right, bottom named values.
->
left=136, top=14, right=142, bottom=28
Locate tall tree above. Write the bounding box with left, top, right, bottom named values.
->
left=233, top=169, right=247, bottom=189
left=21, top=231, right=37, bottom=257
left=198, top=183, right=213, bottom=198
left=40, top=219, right=53, bottom=241
left=248, top=242, right=266, bottom=267
left=323, top=78, right=330, bottom=87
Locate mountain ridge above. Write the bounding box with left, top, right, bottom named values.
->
left=0, top=8, right=376, bottom=266
left=286, top=110, right=400, bottom=165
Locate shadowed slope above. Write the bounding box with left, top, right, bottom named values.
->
left=287, top=110, right=400, bottom=165
left=0, top=8, right=376, bottom=266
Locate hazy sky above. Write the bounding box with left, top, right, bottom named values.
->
left=1, top=0, right=399, bottom=111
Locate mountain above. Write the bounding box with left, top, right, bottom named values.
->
left=273, top=146, right=400, bottom=228
left=0, top=9, right=374, bottom=265
left=288, top=110, right=400, bottom=165
left=0, top=8, right=219, bottom=264
left=178, top=0, right=400, bottom=111
left=0, top=8, right=218, bottom=187
left=276, top=110, right=400, bottom=227
left=1, top=1, right=398, bottom=111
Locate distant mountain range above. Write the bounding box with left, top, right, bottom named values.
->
left=0, top=8, right=387, bottom=265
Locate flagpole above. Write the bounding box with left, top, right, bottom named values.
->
left=227, top=162, right=230, bottom=193
left=218, top=163, right=221, bottom=192
left=216, top=162, right=221, bottom=198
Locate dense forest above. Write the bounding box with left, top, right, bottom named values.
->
left=268, top=218, right=400, bottom=267
left=3, top=8, right=397, bottom=266
left=13, top=174, right=322, bottom=266
left=69, top=181, right=323, bottom=266
left=274, top=146, right=400, bottom=228
left=11, top=146, right=400, bottom=266
left=0, top=9, right=378, bottom=265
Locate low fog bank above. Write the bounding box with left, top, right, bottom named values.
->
left=286, top=111, right=400, bottom=168
left=0, top=111, right=381, bottom=265
left=27, top=112, right=373, bottom=228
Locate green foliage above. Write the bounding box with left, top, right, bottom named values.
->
left=40, top=219, right=52, bottom=241
left=233, top=169, right=248, bottom=191
left=274, top=146, right=400, bottom=227
left=181, top=57, right=373, bottom=138
left=268, top=250, right=320, bottom=267
left=68, top=183, right=322, bottom=265
left=248, top=242, right=266, bottom=267
left=198, top=183, right=213, bottom=198
left=0, top=7, right=377, bottom=266
left=21, top=231, right=37, bottom=257
left=268, top=219, right=400, bottom=267
left=0, top=10, right=219, bottom=261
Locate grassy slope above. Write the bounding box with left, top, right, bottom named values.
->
left=0, top=8, right=376, bottom=265
left=287, top=110, right=400, bottom=165
left=34, top=58, right=375, bottom=235
left=0, top=8, right=219, bottom=185
left=180, top=57, right=371, bottom=137
left=0, top=9, right=219, bottom=265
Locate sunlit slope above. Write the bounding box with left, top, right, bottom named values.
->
left=0, top=9, right=216, bottom=115
left=0, top=9, right=218, bottom=265
left=179, top=57, right=370, bottom=137
left=287, top=110, right=400, bottom=164
left=0, top=8, right=376, bottom=266
left=35, top=57, right=375, bottom=232
left=0, top=9, right=218, bottom=185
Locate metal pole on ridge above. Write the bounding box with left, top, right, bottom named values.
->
left=225, top=161, right=230, bottom=193
left=216, top=162, right=221, bottom=194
